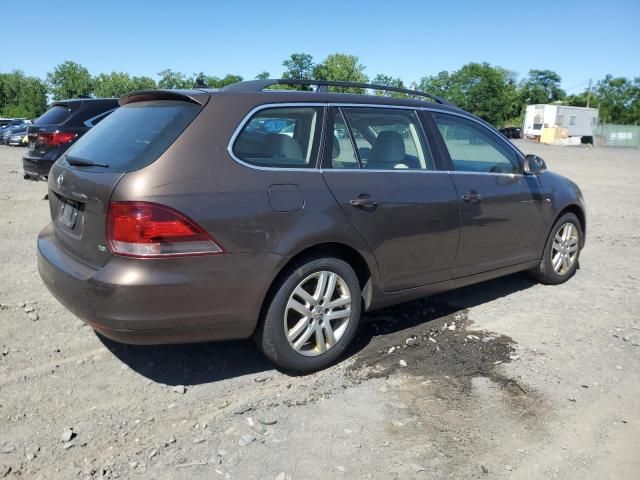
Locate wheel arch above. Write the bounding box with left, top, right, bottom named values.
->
left=256, top=242, right=376, bottom=334
left=555, top=204, right=586, bottom=247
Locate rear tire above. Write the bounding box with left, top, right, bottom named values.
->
left=256, top=257, right=361, bottom=373
left=530, top=213, right=583, bottom=285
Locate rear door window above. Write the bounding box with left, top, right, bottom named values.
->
left=233, top=107, right=322, bottom=168
left=330, top=109, right=359, bottom=169
left=34, top=105, right=73, bottom=125
left=338, top=107, right=433, bottom=170
left=61, top=100, right=202, bottom=172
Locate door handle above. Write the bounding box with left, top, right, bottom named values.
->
left=462, top=191, right=481, bottom=203
left=350, top=195, right=378, bottom=210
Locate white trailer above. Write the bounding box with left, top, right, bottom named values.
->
left=523, top=104, right=599, bottom=138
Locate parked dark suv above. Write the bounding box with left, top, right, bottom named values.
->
left=37, top=80, right=586, bottom=372
left=23, top=98, right=119, bottom=180
left=499, top=126, right=522, bottom=139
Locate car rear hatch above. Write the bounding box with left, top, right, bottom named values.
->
left=27, top=102, right=79, bottom=158
left=46, top=90, right=209, bottom=269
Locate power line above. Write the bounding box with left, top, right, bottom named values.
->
left=564, top=80, right=590, bottom=93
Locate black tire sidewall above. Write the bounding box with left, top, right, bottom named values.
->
left=538, top=213, right=583, bottom=284
left=258, top=257, right=362, bottom=372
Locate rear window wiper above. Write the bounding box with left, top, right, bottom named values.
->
left=66, top=156, right=110, bottom=168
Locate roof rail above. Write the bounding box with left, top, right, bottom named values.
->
left=221, top=79, right=453, bottom=106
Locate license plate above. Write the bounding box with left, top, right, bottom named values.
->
left=59, top=200, right=79, bottom=229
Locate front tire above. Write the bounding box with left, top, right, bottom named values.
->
left=530, top=212, right=583, bottom=285
left=256, top=257, right=361, bottom=372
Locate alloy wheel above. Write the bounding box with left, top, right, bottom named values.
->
left=551, top=222, right=579, bottom=275
left=284, top=271, right=352, bottom=356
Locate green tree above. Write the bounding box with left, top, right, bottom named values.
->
left=193, top=73, right=211, bottom=88
left=282, top=53, right=315, bottom=80
left=192, top=73, right=243, bottom=88
left=313, top=53, right=368, bottom=93
left=418, top=71, right=455, bottom=99
left=46, top=61, right=93, bottom=100
left=419, top=63, right=518, bottom=126
left=371, top=74, right=407, bottom=97
left=93, top=72, right=133, bottom=97
left=0, top=71, right=48, bottom=118
left=594, top=75, right=640, bottom=124
left=17, top=76, right=48, bottom=117
left=129, top=76, right=156, bottom=91
left=255, top=71, right=270, bottom=80
left=157, top=69, right=191, bottom=89
left=563, top=92, right=589, bottom=107
left=281, top=53, right=315, bottom=90
left=93, top=72, right=157, bottom=97
left=452, top=63, right=518, bottom=125
left=519, top=69, right=565, bottom=105
left=216, top=74, right=243, bottom=87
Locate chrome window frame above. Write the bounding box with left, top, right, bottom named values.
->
left=425, top=108, right=526, bottom=176
left=227, top=103, right=326, bottom=172
left=336, top=105, right=434, bottom=171
left=227, top=102, right=526, bottom=177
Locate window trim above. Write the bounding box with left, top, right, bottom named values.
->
left=227, top=103, right=327, bottom=172
left=427, top=110, right=525, bottom=175
left=330, top=107, right=363, bottom=169
left=329, top=103, right=526, bottom=173
left=323, top=105, right=436, bottom=172
left=227, top=102, right=526, bottom=176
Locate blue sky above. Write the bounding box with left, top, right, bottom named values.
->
left=3, top=0, right=639, bottom=93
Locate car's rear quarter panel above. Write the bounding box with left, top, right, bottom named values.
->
left=111, top=93, right=379, bottom=332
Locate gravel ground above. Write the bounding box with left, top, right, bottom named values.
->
left=0, top=141, right=639, bottom=480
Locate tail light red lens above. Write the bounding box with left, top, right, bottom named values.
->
left=107, top=202, right=223, bottom=257
left=37, top=131, right=77, bottom=146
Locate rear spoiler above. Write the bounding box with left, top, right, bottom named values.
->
left=119, top=89, right=210, bottom=107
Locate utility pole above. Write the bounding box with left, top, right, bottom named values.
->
left=586, top=78, right=592, bottom=108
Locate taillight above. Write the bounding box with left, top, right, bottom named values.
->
left=37, top=131, right=77, bottom=146
left=107, top=202, right=223, bottom=258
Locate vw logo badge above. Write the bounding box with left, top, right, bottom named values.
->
left=57, top=174, right=64, bottom=188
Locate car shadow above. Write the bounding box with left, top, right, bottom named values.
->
left=98, top=272, right=537, bottom=385
left=98, top=334, right=269, bottom=386
left=346, top=272, right=537, bottom=357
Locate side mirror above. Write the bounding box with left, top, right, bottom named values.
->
left=524, top=154, right=546, bottom=174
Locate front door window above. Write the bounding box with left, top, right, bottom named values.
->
left=432, top=112, right=520, bottom=174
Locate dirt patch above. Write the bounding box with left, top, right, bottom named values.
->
left=349, top=298, right=518, bottom=389
left=346, top=299, right=551, bottom=479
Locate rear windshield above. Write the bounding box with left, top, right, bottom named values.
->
left=35, top=105, right=73, bottom=125
left=61, top=100, right=202, bottom=172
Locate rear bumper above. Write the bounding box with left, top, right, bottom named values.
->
left=23, top=156, right=54, bottom=179
left=37, top=223, right=282, bottom=345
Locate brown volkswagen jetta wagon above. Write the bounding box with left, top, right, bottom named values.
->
left=38, top=79, right=586, bottom=372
